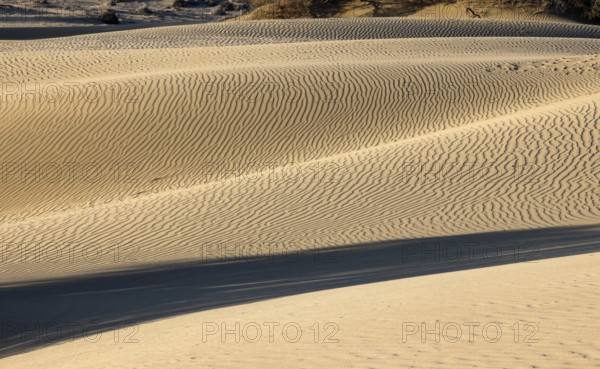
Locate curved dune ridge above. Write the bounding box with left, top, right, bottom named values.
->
left=4, top=18, right=600, bottom=50
left=0, top=18, right=598, bottom=282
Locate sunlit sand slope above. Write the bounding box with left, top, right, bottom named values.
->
left=0, top=18, right=598, bottom=283
left=0, top=37, right=598, bottom=281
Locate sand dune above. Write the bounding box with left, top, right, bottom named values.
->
left=4, top=18, right=600, bottom=49
left=1, top=22, right=599, bottom=281
left=0, top=16, right=599, bottom=368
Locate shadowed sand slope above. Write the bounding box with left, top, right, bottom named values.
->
left=0, top=225, right=599, bottom=359
left=1, top=244, right=599, bottom=368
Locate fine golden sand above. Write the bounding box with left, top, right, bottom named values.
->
left=0, top=17, right=598, bottom=368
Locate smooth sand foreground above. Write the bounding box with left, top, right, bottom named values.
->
left=2, top=252, right=599, bottom=368
left=0, top=17, right=599, bottom=368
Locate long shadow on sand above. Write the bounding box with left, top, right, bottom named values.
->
left=1, top=224, right=599, bottom=358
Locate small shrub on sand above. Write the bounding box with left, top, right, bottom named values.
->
left=231, top=0, right=250, bottom=10
left=172, top=0, right=202, bottom=7
left=100, top=8, right=120, bottom=23
left=210, top=4, right=227, bottom=13
left=223, top=0, right=236, bottom=10
left=250, top=0, right=328, bottom=18
left=136, top=2, right=153, bottom=14
left=545, top=0, right=600, bottom=20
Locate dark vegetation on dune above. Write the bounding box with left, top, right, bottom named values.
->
left=546, top=0, right=600, bottom=20
left=246, top=0, right=600, bottom=22
left=2, top=0, right=598, bottom=23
